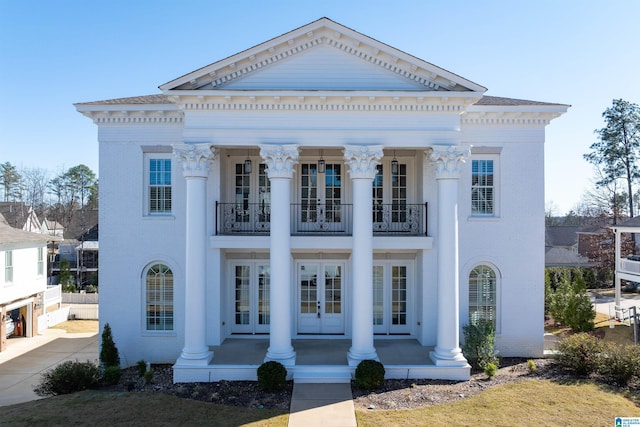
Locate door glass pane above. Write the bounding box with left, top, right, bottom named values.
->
left=258, top=265, right=270, bottom=325
left=373, top=266, right=384, bottom=325
left=372, top=165, right=383, bottom=223
left=300, top=265, right=318, bottom=314
left=258, top=164, right=270, bottom=223
left=235, top=265, right=250, bottom=325
left=324, top=265, right=341, bottom=314
left=301, top=164, right=318, bottom=223
left=325, top=164, right=342, bottom=222
left=235, top=164, right=250, bottom=223
left=392, top=266, right=407, bottom=325
left=392, top=164, right=407, bottom=223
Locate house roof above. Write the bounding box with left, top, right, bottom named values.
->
left=0, top=221, right=49, bottom=245
left=546, top=226, right=581, bottom=247
left=545, top=246, right=592, bottom=268
left=0, top=202, right=33, bottom=230
left=64, top=209, right=99, bottom=241
left=612, top=216, right=640, bottom=230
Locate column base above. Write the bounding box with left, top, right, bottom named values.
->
left=265, top=346, right=296, bottom=367
left=347, top=347, right=379, bottom=367
left=177, top=349, right=214, bottom=366
left=429, top=347, right=469, bottom=367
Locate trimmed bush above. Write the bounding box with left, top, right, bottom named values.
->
left=354, top=360, right=385, bottom=390
left=102, top=365, right=121, bottom=385
left=99, top=323, right=120, bottom=368
left=557, top=333, right=604, bottom=376
left=597, top=343, right=640, bottom=386
left=527, top=359, right=537, bottom=374
left=462, top=319, right=498, bottom=370
left=484, top=362, right=498, bottom=379
left=257, top=361, right=287, bottom=392
left=33, top=360, right=100, bottom=396
left=563, top=290, right=595, bottom=332
left=136, top=360, right=148, bottom=377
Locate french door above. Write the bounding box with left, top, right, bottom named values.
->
left=299, top=163, right=344, bottom=233
left=373, top=262, right=411, bottom=334
left=298, top=262, right=345, bottom=334
left=230, top=262, right=270, bottom=334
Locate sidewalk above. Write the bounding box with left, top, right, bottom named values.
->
left=0, top=328, right=99, bottom=407
left=288, top=383, right=357, bottom=427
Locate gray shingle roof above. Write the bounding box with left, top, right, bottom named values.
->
left=0, top=221, right=49, bottom=245
left=476, top=96, right=568, bottom=107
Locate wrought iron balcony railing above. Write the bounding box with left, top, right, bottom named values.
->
left=216, top=202, right=428, bottom=236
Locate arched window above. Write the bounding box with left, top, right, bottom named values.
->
left=146, top=263, right=173, bottom=331
left=469, top=265, right=497, bottom=327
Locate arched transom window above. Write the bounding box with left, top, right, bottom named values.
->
left=146, top=263, right=174, bottom=331
left=469, top=265, right=497, bottom=327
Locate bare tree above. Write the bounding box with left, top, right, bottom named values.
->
left=20, top=167, right=50, bottom=216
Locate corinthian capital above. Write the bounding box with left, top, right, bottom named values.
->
left=259, top=144, right=300, bottom=179
left=428, top=145, right=470, bottom=179
left=173, top=144, right=216, bottom=178
left=343, top=145, right=383, bottom=180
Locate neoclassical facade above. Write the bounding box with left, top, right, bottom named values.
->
left=76, top=18, right=567, bottom=382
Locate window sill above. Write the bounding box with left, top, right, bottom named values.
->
left=142, top=214, right=175, bottom=221
left=467, top=215, right=500, bottom=222
left=142, top=331, right=177, bottom=337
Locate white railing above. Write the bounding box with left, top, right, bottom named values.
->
left=44, top=285, right=62, bottom=307
left=619, top=259, right=640, bottom=275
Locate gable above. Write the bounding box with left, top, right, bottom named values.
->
left=160, top=18, right=485, bottom=94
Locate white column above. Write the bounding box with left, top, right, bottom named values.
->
left=344, top=145, right=383, bottom=366
left=429, top=145, right=470, bottom=367
left=614, top=228, right=621, bottom=307
left=260, top=144, right=299, bottom=366
left=173, top=144, right=215, bottom=365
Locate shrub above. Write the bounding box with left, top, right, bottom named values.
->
left=102, top=365, right=121, bottom=385
left=527, top=359, right=537, bottom=374
left=549, top=277, right=572, bottom=325
left=354, top=360, right=385, bottom=390
left=257, top=361, right=287, bottom=392
left=563, top=290, right=595, bottom=332
left=136, top=360, right=148, bottom=377
left=99, top=323, right=120, bottom=368
left=462, top=319, right=498, bottom=370
left=557, top=333, right=604, bottom=376
left=597, top=343, right=640, bottom=386
left=484, top=362, right=498, bottom=379
left=33, top=360, right=100, bottom=396
left=85, top=284, right=98, bottom=293
left=144, top=369, right=154, bottom=385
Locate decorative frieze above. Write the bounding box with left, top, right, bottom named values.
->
left=428, top=145, right=470, bottom=180
left=259, top=145, right=300, bottom=179
left=173, top=144, right=216, bottom=178
left=80, top=111, right=183, bottom=125
left=343, top=145, right=383, bottom=180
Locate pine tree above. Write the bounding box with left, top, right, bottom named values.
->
left=99, top=323, right=120, bottom=368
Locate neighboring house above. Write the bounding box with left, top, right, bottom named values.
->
left=76, top=18, right=568, bottom=382
left=41, top=218, right=65, bottom=239
left=0, top=221, right=49, bottom=351
left=545, top=226, right=593, bottom=268
left=611, top=216, right=640, bottom=306
left=0, top=202, right=42, bottom=233
left=50, top=209, right=98, bottom=288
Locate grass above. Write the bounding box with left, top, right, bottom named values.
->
left=1, top=380, right=637, bottom=427
left=50, top=320, right=99, bottom=334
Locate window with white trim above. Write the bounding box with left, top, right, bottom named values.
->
left=145, top=263, right=174, bottom=331
left=148, top=157, right=172, bottom=214
left=5, top=251, right=13, bottom=283
left=469, top=264, right=497, bottom=328
left=37, top=247, right=44, bottom=276
left=471, top=159, right=494, bottom=215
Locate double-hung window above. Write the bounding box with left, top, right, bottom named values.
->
left=471, top=158, right=495, bottom=215
left=37, top=247, right=44, bottom=276
left=5, top=251, right=13, bottom=283
left=148, top=158, right=172, bottom=214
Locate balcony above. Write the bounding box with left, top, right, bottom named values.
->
left=216, top=202, right=428, bottom=236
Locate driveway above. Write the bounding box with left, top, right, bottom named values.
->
left=0, top=328, right=98, bottom=407
left=591, top=293, right=640, bottom=317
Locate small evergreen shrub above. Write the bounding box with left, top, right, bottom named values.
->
left=102, top=365, right=121, bottom=385
left=596, top=343, right=640, bottom=386
left=144, top=369, right=154, bottom=385
left=257, top=361, right=287, bottom=392
left=33, top=360, right=100, bottom=396
left=354, top=360, right=385, bottom=390
left=527, top=359, right=537, bottom=374
left=99, top=323, right=120, bottom=368
left=484, top=362, right=498, bottom=379
left=136, top=360, right=148, bottom=377
left=557, top=333, right=604, bottom=376
left=563, top=290, right=595, bottom=332
left=462, top=319, right=498, bottom=370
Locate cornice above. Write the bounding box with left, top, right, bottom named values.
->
left=168, top=92, right=481, bottom=113
left=460, top=111, right=562, bottom=126
left=78, top=110, right=184, bottom=125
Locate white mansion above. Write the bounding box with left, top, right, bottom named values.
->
left=76, top=18, right=567, bottom=382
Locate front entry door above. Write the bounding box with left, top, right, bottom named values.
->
left=298, top=262, right=344, bottom=334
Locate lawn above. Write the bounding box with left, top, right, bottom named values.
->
left=50, top=320, right=99, bottom=334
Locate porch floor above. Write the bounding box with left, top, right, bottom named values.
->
left=209, top=338, right=433, bottom=366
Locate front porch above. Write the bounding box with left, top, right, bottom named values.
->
left=173, top=339, right=470, bottom=383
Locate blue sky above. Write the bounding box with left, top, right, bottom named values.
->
left=1, top=0, right=639, bottom=214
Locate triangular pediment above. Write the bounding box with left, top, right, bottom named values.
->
left=160, top=18, right=486, bottom=94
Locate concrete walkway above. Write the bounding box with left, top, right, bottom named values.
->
left=0, top=328, right=99, bottom=407
left=288, top=383, right=357, bottom=427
